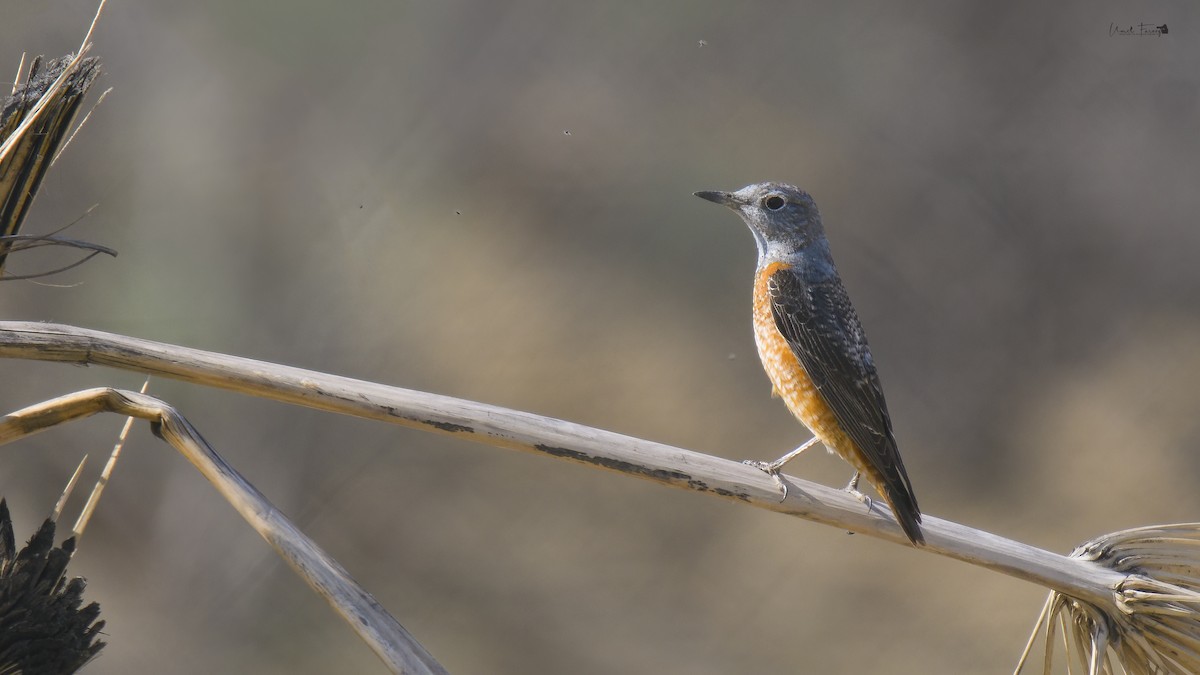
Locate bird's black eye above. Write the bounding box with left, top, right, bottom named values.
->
left=764, top=195, right=786, bottom=211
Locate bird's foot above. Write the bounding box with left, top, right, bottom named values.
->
left=843, top=471, right=873, bottom=510
left=742, top=437, right=822, bottom=502
left=742, top=459, right=789, bottom=500
left=744, top=436, right=821, bottom=474
left=742, top=459, right=777, bottom=473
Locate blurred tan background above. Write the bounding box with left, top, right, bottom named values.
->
left=3, top=1, right=1199, bottom=672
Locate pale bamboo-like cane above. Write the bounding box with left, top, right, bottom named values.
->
left=0, top=322, right=1126, bottom=596
left=7, top=321, right=1200, bottom=673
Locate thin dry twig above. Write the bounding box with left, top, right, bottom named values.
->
left=0, top=387, right=447, bottom=675
left=52, top=455, right=89, bottom=522
left=0, top=234, right=116, bottom=281
left=51, top=86, right=111, bottom=167
left=72, top=378, right=148, bottom=540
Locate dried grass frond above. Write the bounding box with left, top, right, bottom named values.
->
left=1017, top=524, right=1200, bottom=675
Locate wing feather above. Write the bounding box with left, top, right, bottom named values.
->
left=767, top=266, right=922, bottom=540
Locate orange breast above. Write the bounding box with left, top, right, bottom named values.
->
left=753, top=264, right=866, bottom=472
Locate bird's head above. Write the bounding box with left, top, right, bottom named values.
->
left=695, top=182, right=825, bottom=260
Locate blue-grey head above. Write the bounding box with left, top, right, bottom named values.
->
left=694, top=182, right=827, bottom=263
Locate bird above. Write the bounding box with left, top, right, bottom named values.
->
left=695, top=182, right=923, bottom=545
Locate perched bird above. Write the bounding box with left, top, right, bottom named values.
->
left=695, top=183, right=923, bottom=545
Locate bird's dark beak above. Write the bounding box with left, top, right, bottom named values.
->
left=693, top=190, right=739, bottom=208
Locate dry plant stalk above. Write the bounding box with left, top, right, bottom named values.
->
left=0, top=387, right=448, bottom=675
left=0, top=3, right=111, bottom=278
left=6, top=321, right=1196, bottom=675
left=0, top=323, right=1123, bottom=591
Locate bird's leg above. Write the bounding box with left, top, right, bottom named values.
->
left=743, top=436, right=822, bottom=499
left=843, top=471, right=873, bottom=509
left=746, top=436, right=822, bottom=473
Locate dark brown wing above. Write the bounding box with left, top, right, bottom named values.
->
left=767, top=266, right=923, bottom=543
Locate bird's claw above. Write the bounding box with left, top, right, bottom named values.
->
left=743, top=459, right=788, bottom=501
left=742, top=459, right=779, bottom=473
left=843, top=472, right=873, bottom=510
